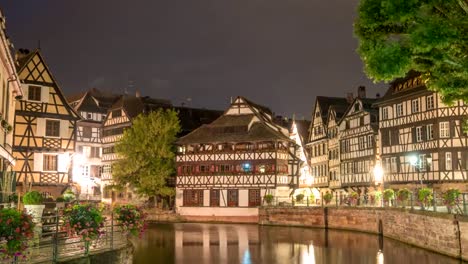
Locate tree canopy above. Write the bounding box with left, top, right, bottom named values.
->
left=354, top=0, right=468, bottom=103
left=112, top=109, right=181, bottom=197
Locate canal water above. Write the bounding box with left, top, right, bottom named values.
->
left=132, top=223, right=461, bottom=264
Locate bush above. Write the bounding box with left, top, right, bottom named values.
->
left=442, top=188, right=460, bottom=209
left=310, top=193, right=315, bottom=203
left=22, top=191, right=43, bottom=205
left=295, top=194, right=304, bottom=202
left=264, top=194, right=274, bottom=205
left=114, top=204, right=146, bottom=237
left=63, top=190, right=76, bottom=202
left=8, top=194, right=18, bottom=203
left=383, top=189, right=394, bottom=202
left=396, top=188, right=411, bottom=203
left=0, top=208, right=35, bottom=259
left=56, top=197, right=66, bottom=203
left=323, top=192, right=333, bottom=204
left=64, top=203, right=105, bottom=255
left=418, top=188, right=433, bottom=208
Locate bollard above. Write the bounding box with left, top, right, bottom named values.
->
left=433, top=191, right=437, bottom=212
left=307, top=197, right=309, bottom=207
left=410, top=193, right=414, bottom=210
left=463, top=194, right=467, bottom=215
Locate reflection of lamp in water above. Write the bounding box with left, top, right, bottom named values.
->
left=242, top=249, right=252, bottom=264
left=300, top=244, right=316, bottom=264
left=376, top=250, right=384, bottom=264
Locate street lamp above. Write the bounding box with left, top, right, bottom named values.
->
left=373, top=161, right=384, bottom=207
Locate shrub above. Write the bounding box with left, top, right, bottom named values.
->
left=8, top=194, right=18, bottom=203
left=22, top=191, right=43, bottom=205
left=418, top=188, right=433, bottom=208
left=264, top=194, right=274, bottom=205
left=56, top=197, right=66, bottom=203
left=383, top=189, right=394, bottom=202
left=396, top=188, right=411, bottom=203
left=114, top=204, right=146, bottom=237
left=0, top=208, right=35, bottom=259
left=323, top=192, right=333, bottom=204
left=442, top=188, right=461, bottom=209
left=63, top=190, right=76, bottom=202
left=295, top=194, right=304, bottom=202
left=64, top=203, right=105, bottom=255
left=309, top=193, right=315, bottom=203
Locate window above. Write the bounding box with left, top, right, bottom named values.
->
left=249, top=189, right=261, bottom=207
left=90, top=147, right=100, bottom=158
left=359, top=116, right=364, bottom=126
left=81, top=165, right=89, bottom=177
left=315, top=111, right=320, bottom=118
left=415, top=126, right=423, bottom=142
left=112, top=109, right=122, bottom=118
left=390, top=157, right=397, bottom=173
left=87, top=113, right=92, bottom=119
left=354, top=103, right=360, bottom=112
left=227, top=189, right=238, bottom=207
left=426, top=124, right=434, bottom=140
left=382, top=107, right=389, bottom=120
left=82, top=126, right=92, bottom=138
left=419, top=154, right=427, bottom=171
left=445, top=152, right=452, bottom=170
left=43, top=154, right=58, bottom=171
left=440, top=122, right=450, bottom=138
left=411, top=100, right=419, bottom=113
left=358, top=137, right=366, bottom=150
left=183, top=190, right=204, bottom=206
left=45, top=120, right=60, bottom=137
left=367, top=135, right=373, bottom=148
left=396, top=104, right=403, bottom=117
left=90, top=165, right=101, bottom=178
left=384, top=158, right=390, bottom=172
left=28, top=86, right=41, bottom=101
left=210, top=190, right=220, bottom=207
left=427, top=96, right=435, bottom=110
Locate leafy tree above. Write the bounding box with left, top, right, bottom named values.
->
left=112, top=109, right=181, bottom=198
left=354, top=0, right=468, bottom=103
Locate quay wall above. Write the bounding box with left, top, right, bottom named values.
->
left=259, top=206, right=468, bottom=261
left=55, top=244, right=133, bottom=264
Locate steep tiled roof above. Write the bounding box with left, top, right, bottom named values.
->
left=316, top=96, right=349, bottom=124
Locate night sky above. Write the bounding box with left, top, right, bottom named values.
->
left=2, top=0, right=386, bottom=119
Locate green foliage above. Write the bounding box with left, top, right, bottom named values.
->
left=113, top=109, right=181, bottom=197
left=418, top=187, right=434, bottom=207
left=64, top=203, right=105, bottom=250
left=114, top=204, right=146, bottom=237
left=383, top=189, right=395, bottom=202
left=348, top=191, right=359, bottom=205
left=323, top=192, right=333, bottom=204
left=8, top=194, right=18, bottom=203
left=396, top=188, right=412, bottom=202
left=56, top=197, right=65, bottom=203
left=63, top=190, right=76, bottom=202
left=310, top=193, right=315, bottom=203
left=22, top=191, right=43, bottom=205
left=355, top=0, right=468, bottom=103
left=295, top=194, right=304, bottom=202
left=264, top=194, right=274, bottom=205
left=0, top=208, right=34, bottom=258
left=443, top=188, right=461, bottom=208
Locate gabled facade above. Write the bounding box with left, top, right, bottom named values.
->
left=13, top=49, right=80, bottom=197
left=326, top=104, right=349, bottom=189
left=175, top=97, right=299, bottom=220
left=338, top=97, right=379, bottom=191
left=0, top=11, right=23, bottom=200
left=68, top=88, right=119, bottom=200
left=376, top=73, right=468, bottom=192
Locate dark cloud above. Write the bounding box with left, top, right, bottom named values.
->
left=2, top=0, right=386, bottom=118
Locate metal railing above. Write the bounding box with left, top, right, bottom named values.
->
left=263, top=192, right=468, bottom=216
left=1, top=205, right=127, bottom=264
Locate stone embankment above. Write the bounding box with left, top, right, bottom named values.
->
left=259, top=207, right=468, bottom=261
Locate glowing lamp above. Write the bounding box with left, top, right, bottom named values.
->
left=409, top=155, right=418, bottom=166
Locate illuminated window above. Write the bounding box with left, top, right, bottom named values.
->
left=242, top=163, right=252, bottom=172
left=445, top=152, right=452, bottom=170
left=415, top=126, right=423, bottom=142
left=259, top=165, right=266, bottom=173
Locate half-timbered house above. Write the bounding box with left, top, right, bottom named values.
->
left=307, top=97, right=348, bottom=190
left=338, top=91, right=379, bottom=193
left=326, top=103, right=349, bottom=190
left=175, top=96, right=299, bottom=220
left=376, top=73, right=468, bottom=192
left=0, top=11, right=23, bottom=200
left=68, top=88, right=118, bottom=200
left=13, top=49, right=80, bottom=197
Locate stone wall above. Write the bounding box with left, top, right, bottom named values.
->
left=57, top=244, right=133, bottom=264
left=259, top=206, right=468, bottom=261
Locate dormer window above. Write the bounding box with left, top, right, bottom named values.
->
left=112, top=109, right=121, bottom=118
left=315, top=111, right=320, bottom=118
left=87, top=113, right=92, bottom=119
left=28, top=86, right=41, bottom=101
left=354, top=103, right=360, bottom=112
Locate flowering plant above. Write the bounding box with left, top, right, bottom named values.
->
left=64, top=203, right=105, bottom=254
left=418, top=188, right=433, bottom=208
left=323, top=192, right=333, bottom=204
left=0, top=209, right=34, bottom=259
left=348, top=191, right=359, bottom=205
left=113, top=204, right=146, bottom=237
left=442, top=188, right=461, bottom=210
left=383, top=189, right=395, bottom=202
left=396, top=188, right=411, bottom=207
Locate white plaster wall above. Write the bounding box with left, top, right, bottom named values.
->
left=238, top=190, right=248, bottom=207
left=36, top=119, right=44, bottom=137
left=60, top=120, right=69, bottom=138
left=42, top=86, right=49, bottom=103
left=178, top=207, right=258, bottom=217
left=203, top=190, right=210, bottom=206
left=33, top=153, right=42, bottom=171
left=175, top=188, right=184, bottom=208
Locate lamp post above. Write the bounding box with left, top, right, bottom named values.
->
left=373, top=161, right=384, bottom=207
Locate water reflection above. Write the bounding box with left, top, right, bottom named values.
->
left=132, top=223, right=462, bottom=264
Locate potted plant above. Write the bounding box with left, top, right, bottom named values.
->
left=310, top=193, right=316, bottom=205
left=0, top=208, right=35, bottom=259
left=348, top=191, right=359, bottom=206
left=55, top=197, right=66, bottom=209
left=295, top=194, right=304, bottom=203
left=64, top=203, right=105, bottom=255
left=8, top=194, right=18, bottom=208
left=383, top=189, right=394, bottom=206
left=264, top=194, right=274, bottom=205
left=323, top=192, right=333, bottom=205
left=114, top=204, right=146, bottom=237
left=22, top=191, right=44, bottom=224
left=396, top=188, right=412, bottom=208
left=63, top=189, right=76, bottom=203
left=442, top=188, right=460, bottom=213
left=418, top=188, right=433, bottom=210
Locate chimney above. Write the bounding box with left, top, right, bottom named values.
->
left=15, top=48, right=30, bottom=63
left=135, top=89, right=141, bottom=98
left=346, top=92, right=354, bottom=104
left=358, top=86, right=366, bottom=98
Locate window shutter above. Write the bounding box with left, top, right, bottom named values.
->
left=411, top=127, right=416, bottom=143
left=450, top=121, right=456, bottom=137
left=422, top=126, right=427, bottom=141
